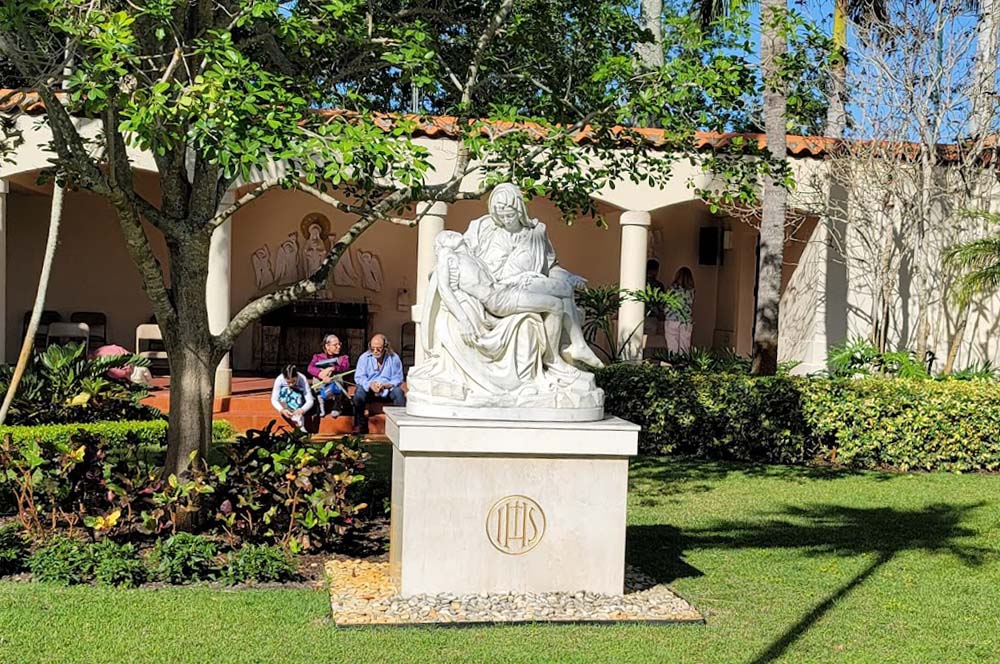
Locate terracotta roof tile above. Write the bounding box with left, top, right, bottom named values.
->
left=2, top=88, right=989, bottom=164
left=0, top=89, right=55, bottom=115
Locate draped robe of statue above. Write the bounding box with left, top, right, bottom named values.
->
left=406, top=226, right=604, bottom=421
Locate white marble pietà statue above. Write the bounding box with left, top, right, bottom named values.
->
left=406, top=183, right=605, bottom=421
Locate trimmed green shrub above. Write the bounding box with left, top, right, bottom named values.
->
left=0, top=523, right=29, bottom=576
left=148, top=533, right=219, bottom=584
left=597, top=364, right=1000, bottom=472
left=27, top=536, right=93, bottom=585
left=222, top=544, right=298, bottom=584
left=598, top=364, right=816, bottom=462
left=0, top=419, right=235, bottom=449
left=91, top=540, right=146, bottom=588
left=801, top=378, right=1000, bottom=472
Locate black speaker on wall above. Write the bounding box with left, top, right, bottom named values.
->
left=698, top=227, right=723, bottom=266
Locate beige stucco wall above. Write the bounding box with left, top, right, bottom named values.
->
left=228, top=191, right=629, bottom=370
left=782, top=158, right=1000, bottom=375
left=3, top=174, right=760, bottom=370
left=4, top=182, right=168, bottom=362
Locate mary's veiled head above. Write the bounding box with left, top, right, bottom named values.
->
left=488, top=183, right=536, bottom=232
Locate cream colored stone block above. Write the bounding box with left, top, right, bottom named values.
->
left=386, top=408, right=638, bottom=596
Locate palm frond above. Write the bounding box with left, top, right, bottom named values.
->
left=944, top=233, right=1000, bottom=300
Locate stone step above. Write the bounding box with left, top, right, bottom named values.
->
left=214, top=413, right=387, bottom=435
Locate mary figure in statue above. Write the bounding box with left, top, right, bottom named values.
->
left=463, top=183, right=603, bottom=369
left=405, top=185, right=604, bottom=421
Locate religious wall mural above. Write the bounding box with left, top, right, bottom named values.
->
left=251, top=245, right=275, bottom=291
left=300, top=213, right=332, bottom=279
left=357, top=250, right=384, bottom=292
left=274, top=232, right=300, bottom=285
left=249, top=213, right=385, bottom=295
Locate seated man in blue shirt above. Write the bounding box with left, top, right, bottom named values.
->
left=352, top=333, right=405, bottom=434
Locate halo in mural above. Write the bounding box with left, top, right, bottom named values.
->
left=300, top=212, right=332, bottom=241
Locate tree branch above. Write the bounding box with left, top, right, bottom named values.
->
left=213, top=183, right=417, bottom=354
left=460, top=0, right=517, bottom=106
left=103, top=105, right=177, bottom=325
left=208, top=178, right=283, bottom=229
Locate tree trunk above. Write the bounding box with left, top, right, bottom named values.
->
left=638, top=0, right=664, bottom=69
left=972, top=0, right=1000, bottom=139
left=162, top=342, right=216, bottom=478
left=825, top=0, right=848, bottom=139
left=871, top=230, right=895, bottom=352
left=913, top=154, right=934, bottom=363
left=161, top=236, right=217, bottom=479
left=0, top=183, right=64, bottom=425
left=752, top=0, right=789, bottom=376
left=940, top=0, right=998, bottom=374
left=942, top=301, right=970, bottom=374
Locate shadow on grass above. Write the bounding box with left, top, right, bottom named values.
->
left=628, top=502, right=992, bottom=663
left=630, top=457, right=888, bottom=496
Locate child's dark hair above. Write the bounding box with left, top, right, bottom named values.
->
left=282, top=364, right=298, bottom=380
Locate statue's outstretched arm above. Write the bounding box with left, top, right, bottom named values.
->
left=436, top=256, right=480, bottom=344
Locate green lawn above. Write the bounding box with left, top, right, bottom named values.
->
left=2, top=458, right=998, bottom=663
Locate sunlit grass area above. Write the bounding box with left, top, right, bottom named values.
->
left=2, top=458, right=998, bottom=663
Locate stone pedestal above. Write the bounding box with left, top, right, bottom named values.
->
left=385, top=408, right=638, bottom=596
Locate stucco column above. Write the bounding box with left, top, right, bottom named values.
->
left=617, top=210, right=651, bottom=361
left=412, top=201, right=448, bottom=364
left=0, top=178, right=7, bottom=362
left=207, top=191, right=235, bottom=396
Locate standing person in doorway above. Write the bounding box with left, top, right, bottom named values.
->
left=353, top=333, right=405, bottom=434
left=644, top=258, right=667, bottom=342
left=665, top=267, right=695, bottom=354
left=646, top=258, right=665, bottom=291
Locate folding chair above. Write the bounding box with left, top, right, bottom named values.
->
left=46, top=321, right=91, bottom=353
left=70, top=311, right=108, bottom=347
left=22, top=309, right=62, bottom=347
left=136, top=323, right=168, bottom=371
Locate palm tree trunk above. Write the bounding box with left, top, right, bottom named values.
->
left=972, top=0, right=999, bottom=139
left=752, top=0, right=789, bottom=375
left=825, top=0, right=849, bottom=138
left=942, top=302, right=970, bottom=374
left=0, top=183, right=65, bottom=425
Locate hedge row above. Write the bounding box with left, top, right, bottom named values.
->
left=0, top=419, right=236, bottom=448
left=596, top=364, right=1000, bottom=472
